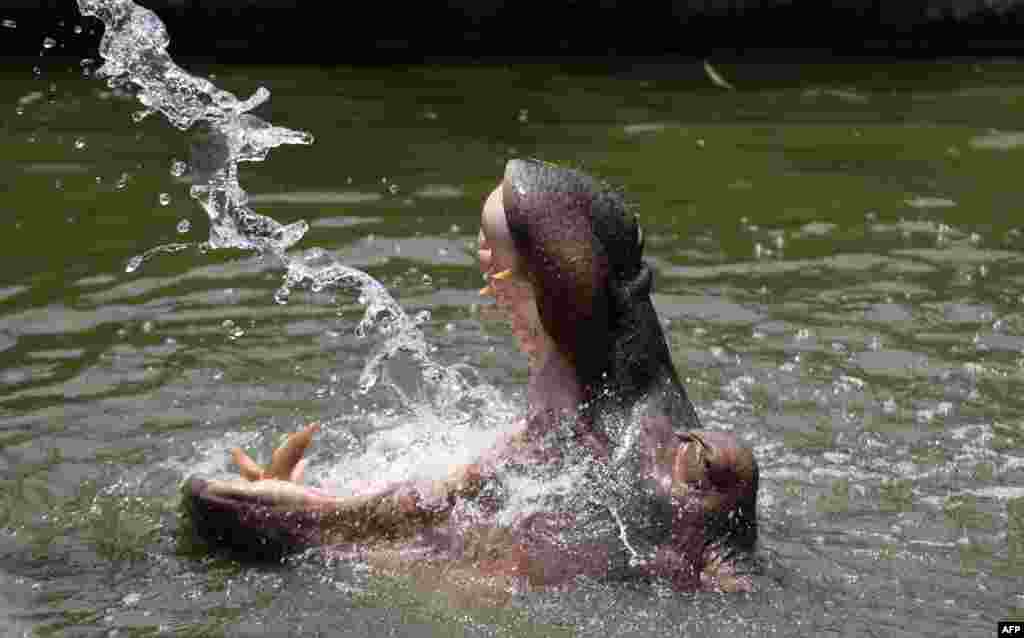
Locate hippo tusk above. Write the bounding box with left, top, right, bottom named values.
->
left=230, top=422, right=320, bottom=482
left=479, top=268, right=515, bottom=296
left=266, top=423, right=320, bottom=481
left=231, top=447, right=266, bottom=481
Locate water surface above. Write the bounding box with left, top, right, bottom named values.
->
left=1, top=55, right=1023, bottom=636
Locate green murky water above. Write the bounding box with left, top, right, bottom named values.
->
left=1, top=55, right=1023, bottom=636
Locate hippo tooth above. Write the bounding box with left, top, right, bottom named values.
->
left=231, top=447, right=265, bottom=482
left=266, top=422, right=320, bottom=480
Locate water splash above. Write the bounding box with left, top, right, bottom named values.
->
left=75, top=0, right=465, bottom=401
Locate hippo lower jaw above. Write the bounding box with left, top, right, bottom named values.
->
left=183, top=477, right=338, bottom=558
left=182, top=269, right=567, bottom=560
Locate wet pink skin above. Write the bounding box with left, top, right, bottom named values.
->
left=478, top=185, right=583, bottom=424
left=186, top=174, right=758, bottom=592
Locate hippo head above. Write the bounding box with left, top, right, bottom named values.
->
left=183, top=159, right=737, bottom=565
left=478, top=159, right=700, bottom=437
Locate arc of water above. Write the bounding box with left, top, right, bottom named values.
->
left=75, top=0, right=468, bottom=405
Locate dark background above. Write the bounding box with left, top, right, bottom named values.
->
left=7, top=0, right=1024, bottom=63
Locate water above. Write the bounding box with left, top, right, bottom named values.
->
left=1, top=5, right=1022, bottom=637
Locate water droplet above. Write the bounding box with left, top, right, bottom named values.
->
left=176, top=218, right=190, bottom=233
left=31, top=66, right=41, bottom=76
left=54, top=179, right=63, bottom=191
left=73, top=137, right=86, bottom=150
left=517, top=108, right=529, bottom=123
left=142, top=320, right=154, bottom=334
left=2, top=19, right=16, bottom=29
left=73, top=25, right=83, bottom=35
left=449, top=223, right=461, bottom=233
left=125, top=255, right=143, bottom=273
left=273, top=285, right=291, bottom=305
left=881, top=397, right=898, bottom=414
left=115, top=172, right=131, bottom=190
left=696, top=138, right=706, bottom=148
left=169, top=160, right=187, bottom=177
left=41, top=37, right=56, bottom=49
left=388, top=183, right=400, bottom=195
left=131, top=109, right=153, bottom=123
left=212, top=369, right=224, bottom=381
left=94, top=176, right=102, bottom=184
left=158, top=192, right=171, bottom=206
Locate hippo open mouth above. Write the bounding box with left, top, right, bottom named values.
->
left=183, top=159, right=759, bottom=590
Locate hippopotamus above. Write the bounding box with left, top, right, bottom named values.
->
left=184, top=159, right=759, bottom=592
